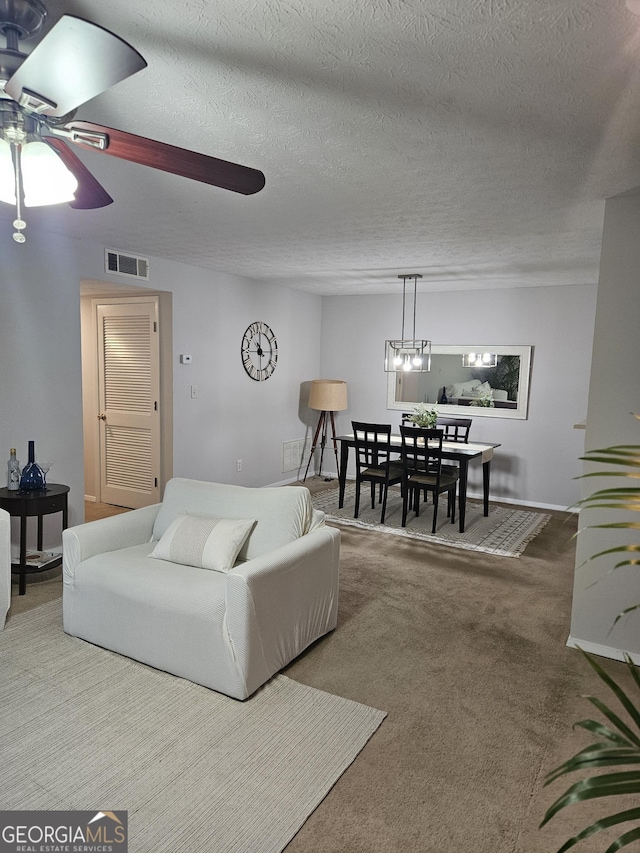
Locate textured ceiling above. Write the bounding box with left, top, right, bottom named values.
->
left=3, top=0, right=640, bottom=294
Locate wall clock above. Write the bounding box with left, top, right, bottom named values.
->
left=241, top=321, right=278, bottom=381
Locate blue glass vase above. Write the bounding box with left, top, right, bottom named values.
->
left=19, top=440, right=45, bottom=491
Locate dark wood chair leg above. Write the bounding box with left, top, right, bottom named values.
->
left=380, top=485, right=389, bottom=523
left=402, top=484, right=411, bottom=527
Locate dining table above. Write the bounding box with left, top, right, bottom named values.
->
left=336, top=433, right=501, bottom=533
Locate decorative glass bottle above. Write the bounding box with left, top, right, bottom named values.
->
left=19, top=441, right=45, bottom=491
left=7, top=448, right=20, bottom=491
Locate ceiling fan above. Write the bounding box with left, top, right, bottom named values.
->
left=0, top=0, right=266, bottom=242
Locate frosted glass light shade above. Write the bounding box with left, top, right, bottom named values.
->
left=308, top=379, right=348, bottom=411
left=0, top=140, right=78, bottom=207
left=22, top=141, right=78, bottom=206
left=0, top=139, right=16, bottom=204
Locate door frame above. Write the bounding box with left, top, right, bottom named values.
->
left=81, top=285, right=173, bottom=505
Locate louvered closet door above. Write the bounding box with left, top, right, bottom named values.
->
left=97, top=301, right=160, bottom=508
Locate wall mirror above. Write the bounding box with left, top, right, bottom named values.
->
left=386, top=345, right=533, bottom=420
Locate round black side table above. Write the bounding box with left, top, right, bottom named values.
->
left=0, top=484, right=69, bottom=596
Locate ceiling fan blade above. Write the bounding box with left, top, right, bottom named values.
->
left=5, top=15, right=146, bottom=117
left=64, top=121, right=266, bottom=195
left=44, top=137, right=113, bottom=209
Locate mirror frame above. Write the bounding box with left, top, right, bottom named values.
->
left=386, top=345, right=533, bottom=420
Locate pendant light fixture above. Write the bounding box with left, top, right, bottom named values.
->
left=384, top=273, right=431, bottom=372
left=462, top=351, right=498, bottom=368
left=0, top=103, right=78, bottom=243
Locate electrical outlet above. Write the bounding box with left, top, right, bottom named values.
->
left=236, top=459, right=243, bottom=472
left=190, top=384, right=198, bottom=398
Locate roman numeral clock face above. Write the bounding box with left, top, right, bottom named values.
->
left=241, top=321, right=278, bottom=381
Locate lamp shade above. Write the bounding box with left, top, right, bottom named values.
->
left=308, top=379, right=348, bottom=412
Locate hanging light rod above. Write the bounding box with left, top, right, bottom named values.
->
left=384, top=273, right=431, bottom=373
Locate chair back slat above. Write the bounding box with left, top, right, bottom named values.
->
left=435, top=416, right=472, bottom=443
left=352, top=421, right=394, bottom=469
left=400, top=426, right=444, bottom=482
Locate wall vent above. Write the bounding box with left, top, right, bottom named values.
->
left=105, top=248, right=150, bottom=281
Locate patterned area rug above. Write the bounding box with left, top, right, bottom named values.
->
left=1, top=601, right=386, bottom=853
left=312, top=483, right=551, bottom=558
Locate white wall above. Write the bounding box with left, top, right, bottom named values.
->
left=320, top=284, right=597, bottom=508
left=130, top=256, right=323, bottom=487
left=0, top=229, right=94, bottom=545
left=569, top=191, right=640, bottom=660
left=0, top=228, right=322, bottom=560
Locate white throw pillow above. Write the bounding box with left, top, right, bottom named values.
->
left=474, top=380, right=492, bottom=396
left=150, top=512, right=255, bottom=573
left=446, top=379, right=481, bottom=398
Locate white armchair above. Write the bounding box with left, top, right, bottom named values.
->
left=63, top=479, right=340, bottom=700
left=0, top=508, right=11, bottom=630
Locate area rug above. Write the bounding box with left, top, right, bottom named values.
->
left=312, top=483, right=551, bottom=558
left=0, top=601, right=386, bottom=853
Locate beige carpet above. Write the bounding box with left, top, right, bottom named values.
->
left=7, top=490, right=637, bottom=852
left=1, top=600, right=385, bottom=853
left=312, top=482, right=551, bottom=557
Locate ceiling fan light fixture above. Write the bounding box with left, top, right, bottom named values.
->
left=0, top=138, right=16, bottom=204
left=21, top=139, right=77, bottom=205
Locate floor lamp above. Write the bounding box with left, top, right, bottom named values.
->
left=303, top=379, right=348, bottom=481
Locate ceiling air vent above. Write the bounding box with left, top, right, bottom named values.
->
left=104, top=248, right=150, bottom=281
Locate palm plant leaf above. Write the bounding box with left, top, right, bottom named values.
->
left=542, top=422, right=640, bottom=851
left=603, top=824, right=640, bottom=852
left=582, top=654, right=640, bottom=733
left=552, top=808, right=640, bottom=853
left=613, top=605, right=640, bottom=627
left=541, top=654, right=640, bottom=850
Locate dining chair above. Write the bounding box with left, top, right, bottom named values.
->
left=399, top=426, right=458, bottom=533
left=351, top=421, right=403, bottom=524
left=436, top=416, right=472, bottom=443
left=436, top=416, right=472, bottom=477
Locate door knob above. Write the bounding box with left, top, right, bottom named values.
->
left=98, top=413, right=107, bottom=420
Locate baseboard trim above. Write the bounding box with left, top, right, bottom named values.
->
left=265, top=478, right=571, bottom=512
left=84, top=495, right=97, bottom=503
left=566, top=635, right=640, bottom=665
left=267, top=471, right=341, bottom=488
left=466, top=491, right=572, bottom=512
